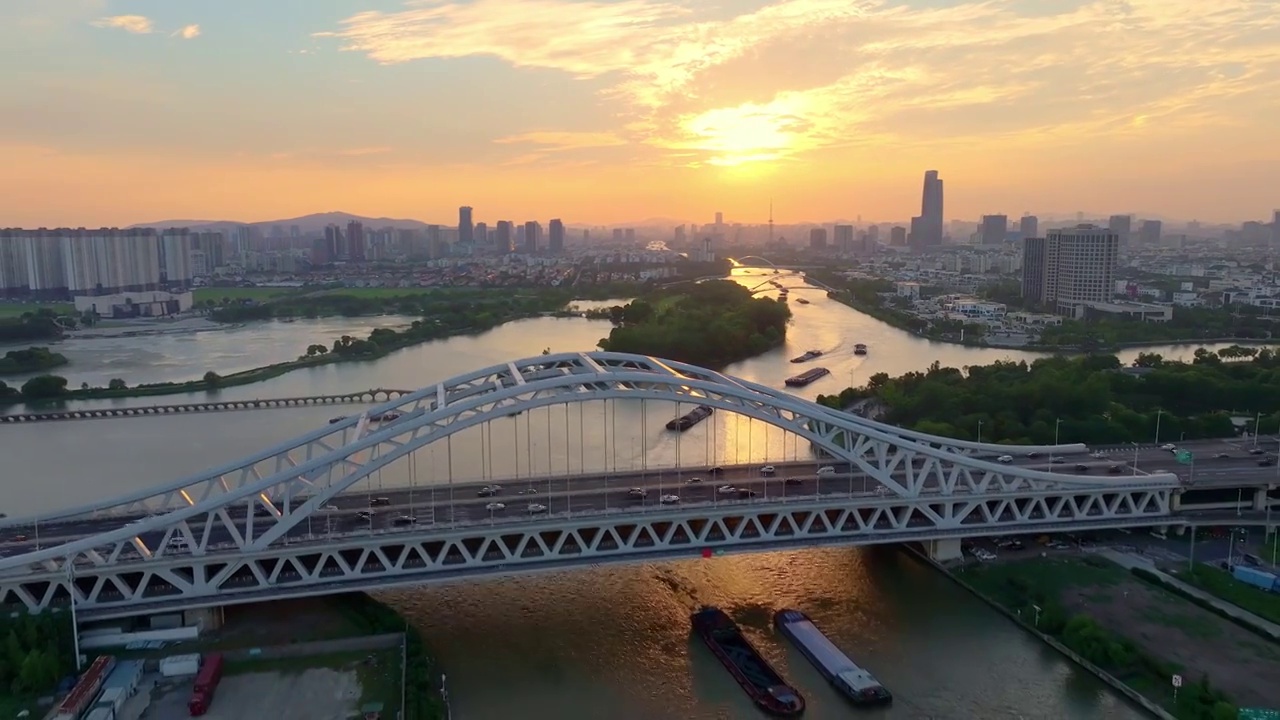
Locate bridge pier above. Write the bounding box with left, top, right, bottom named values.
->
left=1254, top=487, right=1269, bottom=512
left=926, top=538, right=964, bottom=562
left=1171, top=492, right=1182, bottom=512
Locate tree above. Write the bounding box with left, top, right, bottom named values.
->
left=107, top=378, right=127, bottom=390
left=203, top=371, right=222, bottom=388
left=19, top=374, right=68, bottom=400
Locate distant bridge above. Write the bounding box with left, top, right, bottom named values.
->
left=0, top=389, right=414, bottom=424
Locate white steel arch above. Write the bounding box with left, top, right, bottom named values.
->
left=0, top=352, right=1181, bottom=613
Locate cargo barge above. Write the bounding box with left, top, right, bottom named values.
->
left=691, top=607, right=805, bottom=717
left=790, top=350, right=823, bottom=364
left=666, top=405, right=714, bottom=432
left=784, top=367, right=830, bottom=387
left=774, top=610, right=891, bottom=707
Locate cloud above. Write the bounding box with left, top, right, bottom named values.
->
left=322, top=0, right=1280, bottom=167
left=173, top=24, right=201, bottom=40
left=91, top=14, right=153, bottom=34
left=336, top=146, right=393, bottom=157
left=494, top=131, right=626, bottom=151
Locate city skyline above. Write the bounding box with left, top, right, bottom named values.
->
left=3, top=0, right=1279, bottom=226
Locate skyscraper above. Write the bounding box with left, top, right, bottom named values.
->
left=548, top=219, right=565, bottom=254
left=890, top=226, right=907, bottom=246
left=523, top=221, right=541, bottom=253
left=1108, top=215, right=1132, bottom=246
left=346, top=220, right=365, bottom=261
left=910, top=170, right=944, bottom=249
left=1139, top=220, right=1162, bottom=246
left=1019, top=215, right=1039, bottom=239
left=980, top=215, right=1008, bottom=245
left=1020, top=237, right=1047, bottom=304
left=809, top=228, right=828, bottom=250
left=458, top=206, right=474, bottom=246
left=1271, top=210, right=1279, bottom=246
left=495, top=221, right=513, bottom=253
left=474, top=222, right=488, bottom=247
left=833, top=225, right=854, bottom=253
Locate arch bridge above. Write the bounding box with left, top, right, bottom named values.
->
left=0, top=352, right=1180, bottom=618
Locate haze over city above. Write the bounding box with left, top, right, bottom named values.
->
left=3, top=0, right=1278, bottom=227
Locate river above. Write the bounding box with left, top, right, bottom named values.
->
left=3, top=269, right=1220, bottom=718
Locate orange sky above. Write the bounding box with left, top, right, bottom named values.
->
left=3, top=0, right=1278, bottom=226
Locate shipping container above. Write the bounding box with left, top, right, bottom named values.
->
left=97, top=686, right=126, bottom=713
left=85, top=708, right=115, bottom=720
left=188, top=653, right=224, bottom=717
left=102, top=659, right=143, bottom=696
left=53, top=655, right=117, bottom=720
left=160, top=653, right=202, bottom=678
left=1233, top=565, right=1278, bottom=591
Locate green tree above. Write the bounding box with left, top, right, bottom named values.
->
left=107, top=378, right=127, bottom=390
left=19, top=374, right=68, bottom=400
left=203, top=370, right=222, bottom=388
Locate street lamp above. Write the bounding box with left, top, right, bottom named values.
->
left=1154, top=409, right=1163, bottom=445
left=65, top=561, right=82, bottom=672
left=1130, top=442, right=1140, bottom=476
left=977, top=420, right=983, bottom=445
left=1051, top=419, right=1062, bottom=463
left=1032, top=604, right=1042, bottom=628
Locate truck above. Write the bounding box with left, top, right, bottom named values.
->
left=187, top=653, right=224, bottom=716
left=1233, top=565, right=1278, bottom=593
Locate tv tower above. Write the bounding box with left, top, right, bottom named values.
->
left=768, top=199, right=774, bottom=243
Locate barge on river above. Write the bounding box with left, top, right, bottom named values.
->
left=691, top=607, right=805, bottom=717
left=784, top=367, right=830, bottom=387
left=774, top=610, right=892, bottom=707
left=666, top=405, right=713, bottom=432
left=790, top=350, right=823, bottom=364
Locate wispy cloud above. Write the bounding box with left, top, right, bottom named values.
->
left=494, top=131, right=626, bottom=151
left=173, top=24, right=201, bottom=40
left=91, top=14, right=153, bottom=34
left=336, top=146, right=393, bottom=157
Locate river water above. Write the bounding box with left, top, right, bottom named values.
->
left=3, top=269, right=1222, bottom=718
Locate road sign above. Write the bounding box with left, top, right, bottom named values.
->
left=1175, top=450, right=1194, bottom=465
left=1171, top=674, right=1183, bottom=688
left=1239, top=709, right=1280, bottom=720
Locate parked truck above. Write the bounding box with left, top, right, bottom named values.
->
left=1232, top=565, right=1278, bottom=593
left=187, top=653, right=224, bottom=716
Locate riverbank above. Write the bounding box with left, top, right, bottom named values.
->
left=911, top=546, right=1273, bottom=718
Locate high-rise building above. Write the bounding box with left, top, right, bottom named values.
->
left=910, top=170, right=944, bottom=249
left=1020, top=237, right=1047, bottom=305
left=1139, top=220, right=1162, bottom=246
left=458, top=206, right=474, bottom=246
left=890, top=226, right=907, bottom=246
left=624, top=229, right=635, bottom=243
left=0, top=228, right=195, bottom=299
left=833, top=225, right=854, bottom=253
left=715, top=212, right=723, bottom=226
left=495, top=221, right=513, bottom=253
left=474, top=222, right=488, bottom=247
left=809, top=228, right=828, bottom=250
left=980, top=215, right=1008, bottom=245
left=191, top=232, right=226, bottom=271
left=1019, top=215, right=1038, bottom=239
left=346, top=221, right=365, bottom=261
left=548, top=219, right=565, bottom=254
left=524, top=221, right=541, bottom=253
left=1108, top=215, right=1132, bottom=246
left=324, top=224, right=344, bottom=260
left=1272, top=210, right=1280, bottom=246
left=1034, top=225, right=1120, bottom=317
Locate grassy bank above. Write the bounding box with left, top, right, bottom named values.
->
left=333, top=594, right=447, bottom=720
left=961, top=555, right=1254, bottom=719
left=1169, top=564, right=1280, bottom=626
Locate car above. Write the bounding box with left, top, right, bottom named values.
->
left=477, top=485, right=500, bottom=497
left=10, top=534, right=28, bottom=543
left=783, top=477, right=803, bottom=486
left=997, top=455, right=1014, bottom=463
left=685, top=476, right=703, bottom=484
left=519, top=488, right=538, bottom=495
left=168, top=536, right=189, bottom=547
left=356, top=511, right=374, bottom=520
left=738, top=489, right=759, bottom=498
left=1074, top=463, right=1089, bottom=472
left=1215, top=453, right=1230, bottom=459
left=527, top=503, right=548, bottom=514
left=760, top=465, right=777, bottom=475
left=369, top=497, right=391, bottom=506
left=1050, top=457, right=1065, bottom=464
left=1026, top=451, right=1040, bottom=458
left=1161, top=443, right=1177, bottom=451
left=1090, top=452, right=1106, bottom=459
left=1108, top=465, right=1123, bottom=474
left=709, top=466, right=725, bottom=474
left=393, top=515, right=417, bottom=525
left=1250, top=448, right=1266, bottom=455
left=485, top=502, right=506, bottom=512
left=716, top=485, right=737, bottom=495
left=659, top=494, right=680, bottom=505
left=816, top=466, right=835, bottom=475
left=322, top=504, right=339, bottom=512
left=628, top=488, right=647, bottom=498
left=1259, top=458, right=1275, bottom=467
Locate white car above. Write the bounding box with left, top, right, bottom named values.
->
left=527, top=503, right=548, bottom=514
left=997, top=455, right=1014, bottom=464
left=816, top=466, right=835, bottom=475
left=1161, top=444, right=1177, bottom=451
left=685, top=476, right=703, bottom=484
left=760, top=465, right=776, bottom=475
left=519, top=488, right=538, bottom=495
left=477, top=485, right=501, bottom=497
left=716, top=485, right=738, bottom=495
left=322, top=504, right=339, bottom=512
left=485, top=502, right=506, bottom=512
left=660, top=494, right=680, bottom=505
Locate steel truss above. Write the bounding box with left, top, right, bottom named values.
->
left=1, top=486, right=1174, bottom=615
left=0, top=351, right=1179, bottom=608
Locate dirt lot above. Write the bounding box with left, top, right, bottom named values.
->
left=1059, top=573, right=1280, bottom=707
left=135, top=668, right=362, bottom=720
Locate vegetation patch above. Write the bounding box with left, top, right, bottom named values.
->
left=1164, top=565, right=1280, bottom=627
left=816, top=350, right=1280, bottom=445
left=594, top=280, right=791, bottom=368
left=962, top=556, right=1275, bottom=719
left=332, top=593, right=447, bottom=720
left=0, top=346, right=68, bottom=376
left=0, top=302, right=75, bottom=319
left=0, top=612, right=76, bottom=717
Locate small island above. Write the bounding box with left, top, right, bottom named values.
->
left=0, top=346, right=69, bottom=376
left=596, top=280, right=791, bottom=368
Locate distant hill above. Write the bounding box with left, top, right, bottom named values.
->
left=131, top=211, right=430, bottom=233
